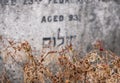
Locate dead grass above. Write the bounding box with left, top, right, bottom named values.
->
left=0, top=36, right=120, bottom=83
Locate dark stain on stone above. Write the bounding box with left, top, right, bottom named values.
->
left=31, top=38, right=34, bottom=40
left=0, top=56, right=2, bottom=60
left=81, top=33, right=84, bottom=37
left=105, top=17, right=111, bottom=26
left=101, top=0, right=110, bottom=2
left=91, top=26, right=101, bottom=38
left=15, top=16, right=19, bottom=21
left=13, top=70, right=15, bottom=72
left=104, top=27, right=120, bottom=55
left=86, top=44, right=92, bottom=52
left=114, top=0, right=120, bottom=4
left=29, top=24, right=32, bottom=26
left=2, top=27, right=5, bottom=30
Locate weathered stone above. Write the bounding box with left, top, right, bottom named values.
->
left=0, top=0, right=120, bottom=82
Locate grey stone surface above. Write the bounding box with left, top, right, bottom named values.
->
left=0, top=0, right=120, bottom=55
left=0, top=0, right=120, bottom=82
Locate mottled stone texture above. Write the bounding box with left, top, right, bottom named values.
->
left=0, top=0, right=120, bottom=82
left=0, top=0, right=120, bottom=55
left=77, top=1, right=120, bottom=55
left=78, top=0, right=120, bottom=55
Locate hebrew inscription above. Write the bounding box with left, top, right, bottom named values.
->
left=43, top=28, right=76, bottom=48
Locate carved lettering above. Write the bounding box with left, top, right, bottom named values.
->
left=24, top=0, right=33, bottom=5
left=57, top=28, right=64, bottom=47
left=48, top=0, right=70, bottom=4
left=41, top=15, right=64, bottom=23
left=42, top=28, right=76, bottom=48
left=69, top=14, right=81, bottom=21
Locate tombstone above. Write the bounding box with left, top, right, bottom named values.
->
left=0, top=0, right=120, bottom=55
left=0, top=0, right=120, bottom=82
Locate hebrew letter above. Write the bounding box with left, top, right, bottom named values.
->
left=69, top=35, right=76, bottom=43
left=43, top=37, right=51, bottom=48
left=53, top=37, right=56, bottom=47
left=57, top=28, right=64, bottom=47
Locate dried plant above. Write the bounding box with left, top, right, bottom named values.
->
left=0, top=68, right=11, bottom=83
left=0, top=36, right=120, bottom=83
